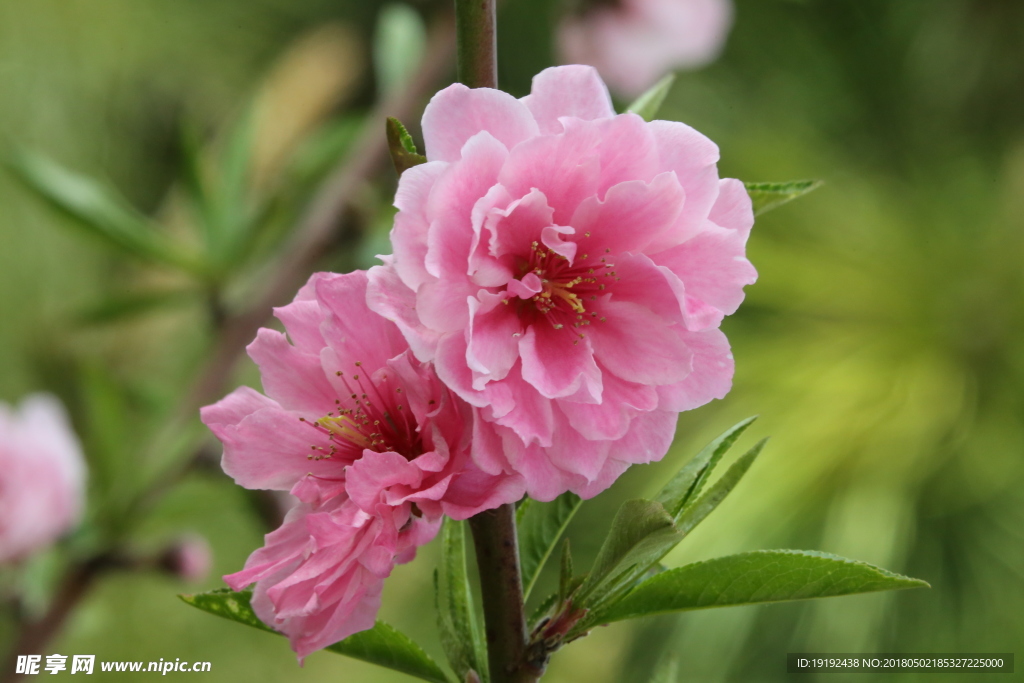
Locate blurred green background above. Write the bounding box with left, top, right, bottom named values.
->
left=1, top=0, right=1022, bottom=681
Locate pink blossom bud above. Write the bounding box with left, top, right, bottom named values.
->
left=0, top=394, right=86, bottom=563
left=160, top=534, right=213, bottom=583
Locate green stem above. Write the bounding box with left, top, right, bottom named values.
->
left=468, top=505, right=539, bottom=683
left=455, top=0, right=497, bottom=88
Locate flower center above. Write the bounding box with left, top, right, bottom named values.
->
left=516, top=241, right=615, bottom=337
left=300, top=365, right=423, bottom=462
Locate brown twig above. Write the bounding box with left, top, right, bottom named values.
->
left=468, top=505, right=537, bottom=683
left=1, top=556, right=117, bottom=683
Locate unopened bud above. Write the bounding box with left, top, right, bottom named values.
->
left=159, top=534, right=212, bottom=583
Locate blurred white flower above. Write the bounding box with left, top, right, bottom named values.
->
left=0, top=394, right=86, bottom=563
left=559, top=0, right=734, bottom=97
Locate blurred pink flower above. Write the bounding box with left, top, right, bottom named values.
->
left=368, top=65, right=756, bottom=501
left=202, top=270, right=524, bottom=656
left=0, top=394, right=86, bottom=564
left=559, top=0, right=734, bottom=97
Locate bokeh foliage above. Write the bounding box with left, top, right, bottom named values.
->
left=1, top=0, right=1022, bottom=681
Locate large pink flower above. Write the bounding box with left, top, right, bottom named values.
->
left=0, top=394, right=86, bottom=564
left=559, top=0, right=734, bottom=97
left=202, top=271, right=524, bottom=656
left=368, top=65, right=756, bottom=501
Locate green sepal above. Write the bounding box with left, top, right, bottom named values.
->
left=744, top=180, right=822, bottom=216
left=387, top=117, right=427, bottom=176
left=626, top=74, right=676, bottom=122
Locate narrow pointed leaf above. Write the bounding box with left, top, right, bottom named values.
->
left=213, top=107, right=257, bottom=263
left=9, top=150, right=206, bottom=275
left=436, top=520, right=487, bottom=682
left=517, top=492, right=582, bottom=599
left=576, top=500, right=683, bottom=606
left=744, top=180, right=822, bottom=216
left=558, top=539, right=574, bottom=605
left=675, top=439, right=767, bottom=538
left=76, top=289, right=195, bottom=326
left=180, top=589, right=453, bottom=683
left=655, top=417, right=757, bottom=519
left=597, top=550, right=930, bottom=624
left=178, top=122, right=216, bottom=244
left=626, top=74, right=676, bottom=122
left=387, top=117, right=427, bottom=175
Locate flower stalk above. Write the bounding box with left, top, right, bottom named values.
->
left=468, top=506, right=537, bottom=683
left=455, top=0, right=497, bottom=89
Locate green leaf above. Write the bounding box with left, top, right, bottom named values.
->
left=334, top=623, right=453, bottom=683
left=181, top=589, right=452, bottom=683
left=76, top=289, right=196, bottom=325
left=178, top=122, right=217, bottom=245
left=572, top=441, right=769, bottom=636
left=675, top=438, right=768, bottom=538
left=213, top=107, right=257, bottom=263
left=435, top=520, right=488, bottom=683
left=375, top=4, right=427, bottom=95
left=744, top=180, right=822, bottom=216
left=9, top=149, right=206, bottom=275
left=575, top=500, right=683, bottom=606
left=655, top=417, right=758, bottom=519
left=387, top=117, right=427, bottom=176
left=517, top=492, right=582, bottom=599
left=626, top=74, right=676, bottom=122
left=597, top=550, right=929, bottom=624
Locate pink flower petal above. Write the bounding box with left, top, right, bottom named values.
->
left=519, top=322, right=602, bottom=400
left=557, top=370, right=657, bottom=440
left=589, top=300, right=692, bottom=386
left=211, top=403, right=342, bottom=491
left=652, top=222, right=756, bottom=316
left=522, top=65, right=615, bottom=135
left=498, top=123, right=603, bottom=225
left=467, top=292, right=523, bottom=389
left=247, top=328, right=337, bottom=416
left=366, top=263, right=440, bottom=362
left=708, top=177, right=755, bottom=238
left=391, top=161, right=447, bottom=291
left=572, top=171, right=686, bottom=256
left=656, top=327, right=734, bottom=411
left=422, top=83, right=539, bottom=162
left=424, top=132, right=509, bottom=279
left=487, top=187, right=556, bottom=260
